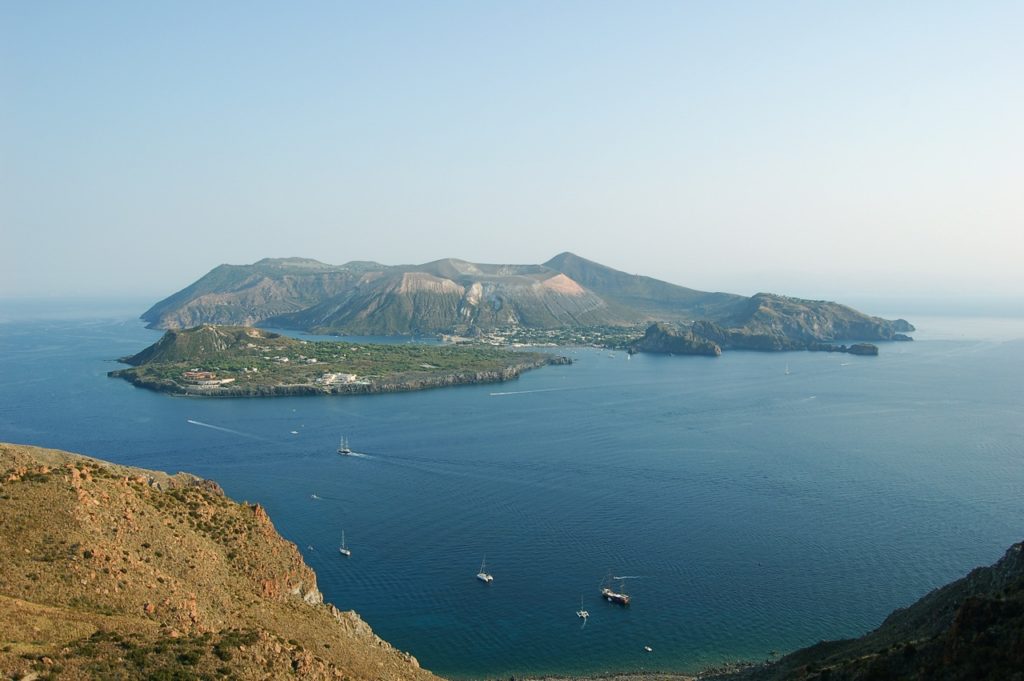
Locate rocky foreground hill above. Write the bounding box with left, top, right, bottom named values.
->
left=0, top=443, right=440, bottom=681
left=140, top=253, right=913, bottom=346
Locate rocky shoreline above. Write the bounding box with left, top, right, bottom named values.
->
left=110, top=355, right=572, bottom=398
left=628, top=321, right=905, bottom=357
left=488, top=660, right=760, bottom=681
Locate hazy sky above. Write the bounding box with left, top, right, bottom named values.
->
left=2, top=1, right=1022, bottom=303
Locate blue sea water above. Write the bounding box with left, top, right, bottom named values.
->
left=1, top=303, right=1022, bottom=678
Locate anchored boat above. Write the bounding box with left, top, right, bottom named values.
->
left=601, top=575, right=631, bottom=605
left=476, top=557, right=493, bottom=583
left=338, top=530, right=351, bottom=557
left=576, top=595, right=589, bottom=619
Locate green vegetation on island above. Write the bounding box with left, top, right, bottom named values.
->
left=109, top=325, right=570, bottom=397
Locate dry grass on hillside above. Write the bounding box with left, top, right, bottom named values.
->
left=0, top=443, right=440, bottom=681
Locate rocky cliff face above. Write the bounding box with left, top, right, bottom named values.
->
left=0, top=443, right=441, bottom=681
left=630, top=321, right=884, bottom=356
left=627, top=322, right=722, bottom=356
left=724, top=293, right=915, bottom=343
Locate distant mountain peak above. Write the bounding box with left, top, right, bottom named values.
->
left=544, top=251, right=590, bottom=267
left=253, top=257, right=336, bottom=269
left=417, top=257, right=483, bottom=279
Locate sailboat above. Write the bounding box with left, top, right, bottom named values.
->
left=476, top=557, right=493, bottom=583
left=338, top=436, right=352, bottom=455
left=576, top=595, right=589, bottom=619
left=338, top=530, right=351, bottom=557
left=601, top=575, right=631, bottom=605
left=785, top=363, right=791, bottom=375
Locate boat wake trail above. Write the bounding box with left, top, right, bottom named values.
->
left=186, top=419, right=268, bottom=441
left=489, top=387, right=573, bottom=397
left=612, top=575, right=643, bottom=580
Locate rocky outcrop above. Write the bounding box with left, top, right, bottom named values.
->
left=691, top=321, right=884, bottom=355
left=846, top=343, right=880, bottom=356
left=119, top=325, right=285, bottom=366
left=0, top=443, right=442, bottom=681
left=627, top=322, right=722, bottom=356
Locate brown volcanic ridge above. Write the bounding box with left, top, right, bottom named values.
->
left=0, top=443, right=440, bottom=681
left=140, top=253, right=913, bottom=343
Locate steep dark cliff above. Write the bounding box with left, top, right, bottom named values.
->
left=627, top=322, right=722, bottom=356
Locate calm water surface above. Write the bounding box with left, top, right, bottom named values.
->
left=1, top=305, right=1022, bottom=678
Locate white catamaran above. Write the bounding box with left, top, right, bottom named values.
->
left=576, top=595, right=589, bottom=619
left=338, top=436, right=352, bottom=455
left=476, top=557, right=493, bottom=583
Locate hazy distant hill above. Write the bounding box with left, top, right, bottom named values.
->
left=543, top=251, right=747, bottom=320
left=142, top=253, right=912, bottom=343
left=140, top=258, right=379, bottom=330
left=269, top=257, right=639, bottom=335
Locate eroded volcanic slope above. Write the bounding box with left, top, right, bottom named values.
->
left=141, top=253, right=912, bottom=342
left=0, top=443, right=441, bottom=681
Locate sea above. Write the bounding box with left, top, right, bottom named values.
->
left=1, top=299, right=1022, bottom=679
